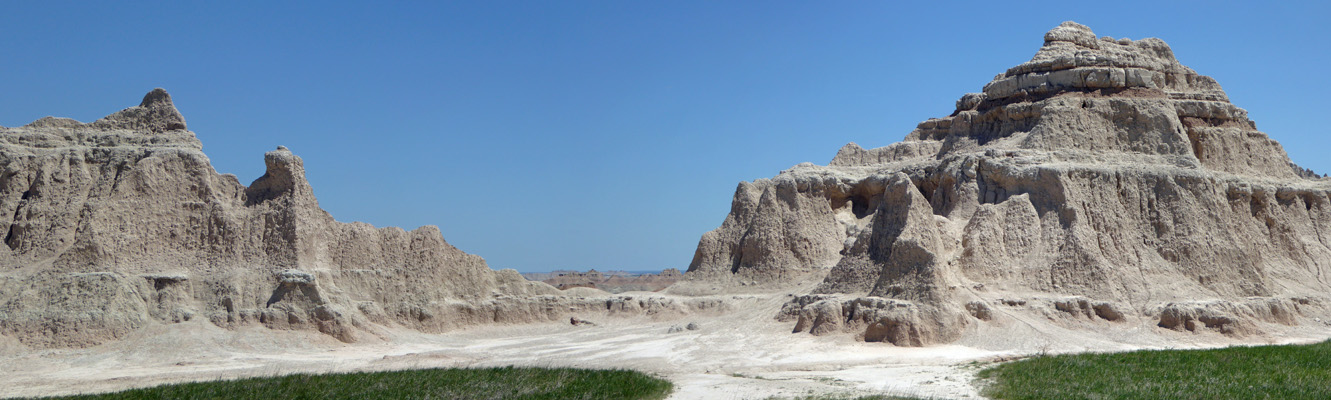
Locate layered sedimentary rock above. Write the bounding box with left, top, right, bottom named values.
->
left=0, top=90, right=724, bottom=348
left=690, top=22, right=1331, bottom=345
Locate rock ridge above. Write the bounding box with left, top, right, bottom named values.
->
left=0, top=89, right=716, bottom=348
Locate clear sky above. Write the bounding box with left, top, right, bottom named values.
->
left=2, top=2, right=1327, bottom=273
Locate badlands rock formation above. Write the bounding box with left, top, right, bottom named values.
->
left=0, top=89, right=721, bottom=348
left=688, top=22, right=1331, bottom=345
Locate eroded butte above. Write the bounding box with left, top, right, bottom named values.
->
left=2, top=21, right=1330, bottom=399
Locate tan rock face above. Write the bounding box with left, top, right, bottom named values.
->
left=689, top=22, right=1331, bottom=345
left=0, top=89, right=579, bottom=348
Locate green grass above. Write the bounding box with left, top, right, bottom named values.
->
left=36, top=366, right=673, bottom=400
left=978, top=340, right=1331, bottom=400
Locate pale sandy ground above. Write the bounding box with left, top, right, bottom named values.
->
left=2, top=293, right=1328, bottom=399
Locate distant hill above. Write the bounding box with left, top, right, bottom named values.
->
left=522, top=269, right=683, bottom=293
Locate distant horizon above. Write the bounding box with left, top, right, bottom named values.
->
left=3, top=2, right=1327, bottom=273
left=517, top=269, right=672, bottom=274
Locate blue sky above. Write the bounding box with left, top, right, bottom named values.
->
left=2, top=2, right=1327, bottom=272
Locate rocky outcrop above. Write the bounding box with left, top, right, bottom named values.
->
left=0, top=89, right=720, bottom=348
left=688, top=22, right=1331, bottom=345
left=779, top=294, right=965, bottom=346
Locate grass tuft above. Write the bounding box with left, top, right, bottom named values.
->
left=33, top=366, right=672, bottom=400
left=979, top=339, right=1331, bottom=400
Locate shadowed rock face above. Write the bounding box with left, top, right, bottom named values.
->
left=0, top=89, right=586, bottom=347
left=690, top=22, right=1331, bottom=345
